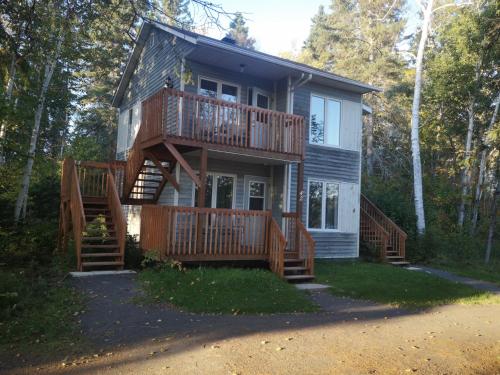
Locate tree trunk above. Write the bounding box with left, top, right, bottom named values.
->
left=14, top=35, right=63, bottom=223
left=458, top=99, right=476, bottom=227
left=471, top=93, right=500, bottom=234
left=0, top=53, right=17, bottom=164
left=365, top=113, right=374, bottom=176
left=410, top=0, right=433, bottom=235
left=485, top=164, right=499, bottom=264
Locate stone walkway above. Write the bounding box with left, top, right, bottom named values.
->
left=408, top=265, right=500, bottom=295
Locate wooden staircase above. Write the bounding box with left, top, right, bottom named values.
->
left=59, top=159, right=127, bottom=272
left=360, top=194, right=408, bottom=266
left=80, top=200, right=124, bottom=270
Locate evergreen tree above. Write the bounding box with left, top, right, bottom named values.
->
left=226, top=12, right=255, bottom=49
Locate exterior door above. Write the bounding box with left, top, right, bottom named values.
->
left=249, top=89, right=271, bottom=149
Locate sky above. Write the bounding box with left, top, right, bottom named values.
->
left=197, top=0, right=420, bottom=56
left=201, top=0, right=327, bottom=55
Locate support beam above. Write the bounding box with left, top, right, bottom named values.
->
left=198, top=146, right=207, bottom=208
left=163, top=141, right=201, bottom=187
left=296, top=162, right=304, bottom=220
left=196, top=146, right=208, bottom=254
left=144, top=151, right=180, bottom=192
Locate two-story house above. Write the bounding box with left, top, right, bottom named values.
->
left=59, top=20, right=407, bottom=280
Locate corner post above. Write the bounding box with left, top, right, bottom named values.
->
left=196, top=146, right=208, bottom=253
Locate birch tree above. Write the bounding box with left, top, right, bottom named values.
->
left=410, top=0, right=433, bottom=235
left=14, top=34, right=64, bottom=222
left=471, top=93, right=500, bottom=233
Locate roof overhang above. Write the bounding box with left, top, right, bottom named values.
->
left=112, top=21, right=381, bottom=108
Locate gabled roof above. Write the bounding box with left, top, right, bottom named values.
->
left=112, top=20, right=381, bottom=107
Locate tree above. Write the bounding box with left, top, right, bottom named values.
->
left=226, top=12, right=255, bottom=49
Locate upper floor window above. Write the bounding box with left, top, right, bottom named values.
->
left=199, top=78, right=239, bottom=103
left=310, top=95, right=341, bottom=146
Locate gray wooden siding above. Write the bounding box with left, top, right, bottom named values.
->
left=271, top=165, right=285, bottom=225
left=290, top=82, right=363, bottom=258
left=120, top=30, right=194, bottom=111
left=313, top=232, right=358, bottom=258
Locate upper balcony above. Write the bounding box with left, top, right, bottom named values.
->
left=138, top=88, right=305, bottom=162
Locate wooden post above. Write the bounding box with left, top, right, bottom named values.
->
left=197, top=146, right=208, bottom=253
left=295, top=161, right=304, bottom=255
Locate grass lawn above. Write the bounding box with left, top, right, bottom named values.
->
left=315, top=260, right=500, bottom=309
left=0, top=266, right=85, bottom=356
left=138, top=266, right=317, bottom=314
left=429, top=261, right=500, bottom=286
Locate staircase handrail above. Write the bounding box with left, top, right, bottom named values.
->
left=361, top=194, right=407, bottom=239
left=107, top=169, right=127, bottom=262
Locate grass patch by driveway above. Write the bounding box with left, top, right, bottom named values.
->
left=315, top=260, right=500, bottom=309
left=138, top=266, right=317, bottom=314
left=0, top=268, right=85, bottom=355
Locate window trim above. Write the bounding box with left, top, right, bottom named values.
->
left=197, top=76, right=241, bottom=104
left=309, top=93, right=342, bottom=148
left=306, top=178, right=341, bottom=232
left=247, top=180, right=267, bottom=211
left=191, top=171, right=238, bottom=209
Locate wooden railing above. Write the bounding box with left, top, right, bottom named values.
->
left=268, top=217, right=286, bottom=277
left=140, top=205, right=271, bottom=260
left=360, top=210, right=389, bottom=260
left=76, top=161, right=125, bottom=199
left=360, top=194, right=407, bottom=259
left=107, top=169, right=126, bottom=263
left=140, top=88, right=305, bottom=156
left=69, top=161, right=86, bottom=271
left=282, top=213, right=315, bottom=274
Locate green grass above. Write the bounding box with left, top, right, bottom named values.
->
left=429, top=261, right=500, bottom=286
left=315, top=260, right=500, bottom=309
left=0, top=266, right=85, bottom=355
left=138, top=266, right=317, bottom=314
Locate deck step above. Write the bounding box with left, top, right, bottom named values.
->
left=389, top=261, right=410, bottom=266
left=82, top=261, right=124, bottom=267
left=284, top=274, right=315, bottom=281
left=81, top=244, right=119, bottom=249
left=82, top=236, right=117, bottom=241
left=81, top=253, right=122, bottom=258
left=385, top=256, right=405, bottom=260
left=284, top=266, right=307, bottom=272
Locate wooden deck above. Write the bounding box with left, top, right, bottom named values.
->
left=140, top=87, right=306, bottom=161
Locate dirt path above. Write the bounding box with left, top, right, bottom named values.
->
left=3, top=274, right=500, bottom=375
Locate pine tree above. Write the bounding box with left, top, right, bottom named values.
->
left=226, top=12, right=255, bottom=49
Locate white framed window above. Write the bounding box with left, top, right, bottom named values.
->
left=309, top=94, right=341, bottom=147
left=248, top=180, right=266, bottom=210
left=306, top=179, right=339, bottom=231
left=198, top=77, right=240, bottom=103
left=193, top=172, right=237, bottom=209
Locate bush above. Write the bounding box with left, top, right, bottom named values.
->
left=124, top=234, right=143, bottom=269
left=0, top=220, right=58, bottom=268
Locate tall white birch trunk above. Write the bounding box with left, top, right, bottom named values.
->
left=457, top=99, right=476, bottom=227
left=410, top=0, right=433, bottom=235
left=485, top=164, right=499, bottom=264
left=471, top=93, right=500, bottom=234
left=0, top=53, right=17, bottom=164
left=365, top=113, right=374, bottom=176
left=14, top=35, right=64, bottom=223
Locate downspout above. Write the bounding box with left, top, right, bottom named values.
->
left=286, top=73, right=312, bottom=212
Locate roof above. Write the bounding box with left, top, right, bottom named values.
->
left=112, top=20, right=381, bottom=107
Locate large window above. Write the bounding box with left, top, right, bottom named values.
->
left=310, top=95, right=341, bottom=146
left=307, top=179, right=339, bottom=230
left=194, top=173, right=236, bottom=209
left=199, top=78, right=239, bottom=102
